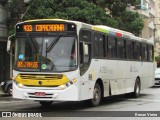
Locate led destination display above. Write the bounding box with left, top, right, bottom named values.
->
left=16, top=23, right=76, bottom=32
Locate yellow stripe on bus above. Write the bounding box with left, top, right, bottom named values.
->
left=15, top=74, right=70, bottom=86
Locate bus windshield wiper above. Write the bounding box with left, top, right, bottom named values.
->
left=46, top=34, right=61, bottom=53
left=27, top=34, right=37, bottom=53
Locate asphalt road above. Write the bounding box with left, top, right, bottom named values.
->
left=0, top=86, right=160, bottom=120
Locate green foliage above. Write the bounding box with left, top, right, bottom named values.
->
left=88, top=0, right=144, bottom=36
left=24, top=0, right=118, bottom=27
left=8, top=0, right=21, bottom=20
left=117, top=10, right=144, bottom=36
left=8, top=0, right=143, bottom=36
left=88, top=0, right=140, bottom=17
left=8, top=0, right=23, bottom=35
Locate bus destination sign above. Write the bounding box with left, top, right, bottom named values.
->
left=23, top=24, right=64, bottom=32
left=16, top=23, right=76, bottom=32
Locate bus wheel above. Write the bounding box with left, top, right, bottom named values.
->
left=132, top=79, right=141, bottom=98
left=7, top=85, right=12, bottom=96
left=39, top=101, right=53, bottom=106
left=89, top=83, right=102, bottom=106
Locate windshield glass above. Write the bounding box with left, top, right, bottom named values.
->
left=14, top=36, right=77, bottom=72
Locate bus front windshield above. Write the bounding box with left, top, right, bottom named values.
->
left=14, top=35, right=77, bottom=72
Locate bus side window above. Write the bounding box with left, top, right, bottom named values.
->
left=134, top=42, right=141, bottom=60
left=117, top=39, right=125, bottom=59
left=141, top=43, right=147, bottom=61
left=93, top=33, right=105, bottom=58
left=126, top=41, right=134, bottom=60
left=108, top=36, right=117, bottom=58
left=148, top=44, right=153, bottom=62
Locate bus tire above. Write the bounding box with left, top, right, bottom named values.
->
left=131, top=78, right=141, bottom=98
left=89, top=83, right=102, bottom=106
left=7, top=85, right=12, bottom=96
left=39, top=101, right=53, bottom=106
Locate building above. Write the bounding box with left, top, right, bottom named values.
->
left=134, top=0, right=155, bottom=40
left=133, top=0, right=160, bottom=67
left=0, top=0, right=10, bottom=83
left=154, top=0, right=160, bottom=66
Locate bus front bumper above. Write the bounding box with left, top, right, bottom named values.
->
left=12, top=82, right=79, bottom=101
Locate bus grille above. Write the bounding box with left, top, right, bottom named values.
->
left=19, top=74, right=63, bottom=80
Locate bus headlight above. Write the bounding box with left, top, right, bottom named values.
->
left=58, top=78, right=78, bottom=90
left=14, top=80, right=24, bottom=88
left=59, top=84, right=67, bottom=90
left=18, top=83, right=24, bottom=88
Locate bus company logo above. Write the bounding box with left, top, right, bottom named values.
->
left=2, top=112, right=12, bottom=117
left=38, top=81, right=42, bottom=85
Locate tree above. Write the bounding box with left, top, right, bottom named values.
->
left=88, top=0, right=144, bottom=36
left=7, top=0, right=24, bottom=35
left=8, top=0, right=143, bottom=36
left=24, top=0, right=118, bottom=27
left=88, top=0, right=140, bottom=17
left=117, top=10, right=144, bottom=36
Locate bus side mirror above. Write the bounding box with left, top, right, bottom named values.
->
left=7, top=34, right=15, bottom=53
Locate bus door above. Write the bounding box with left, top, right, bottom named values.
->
left=79, top=29, right=92, bottom=100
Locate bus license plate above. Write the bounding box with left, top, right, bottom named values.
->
left=35, top=92, right=46, bottom=96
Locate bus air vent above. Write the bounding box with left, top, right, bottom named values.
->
left=19, top=74, right=63, bottom=80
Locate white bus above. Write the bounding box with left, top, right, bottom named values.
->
left=8, top=19, right=154, bottom=106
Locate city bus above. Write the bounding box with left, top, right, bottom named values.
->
left=7, top=19, right=154, bottom=106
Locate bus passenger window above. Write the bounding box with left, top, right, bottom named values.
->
left=134, top=42, right=141, bottom=60
left=141, top=44, right=147, bottom=61
left=108, top=36, right=117, bottom=58
left=117, top=39, right=125, bottom=59
left=148, top=45, right=153, bottom=62
left=126, top=41, right=134, bottom=60
left=93, top=33, right=105, bottom=58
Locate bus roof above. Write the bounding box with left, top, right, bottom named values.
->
left=22, top=19, right=69, bottom=23
left=18, top=19, right=153, bottom=44
left=130, top=35, right=142, bottom=42
left=92, top=25, right=134, bottom=39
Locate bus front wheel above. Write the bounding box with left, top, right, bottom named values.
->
left=89, top=83, right=102, bottom=106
